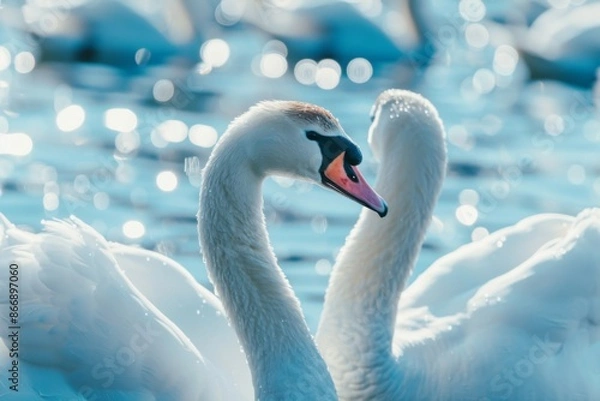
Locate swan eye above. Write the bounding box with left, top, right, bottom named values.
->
left=306, top=131, right=319, bottom=140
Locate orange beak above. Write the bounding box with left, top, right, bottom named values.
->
left=322, top=152, right=388, bottom=217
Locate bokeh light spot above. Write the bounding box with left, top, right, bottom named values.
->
left=153, top=79, right=175, bottom=102
left=56, top=104, right=85, bottom=132
left=104, top=108, right=138, bottom=132
left=316, top=59, right=341, bottom=90
left=0, top=133, right=33, bottom=156
left=315, top=259, right=332, bottom=275
left=294, top=59, right=318, bottom=85
left=135, top=48, right=151, bottom=65
left=43, top=193, right=59, bottom=211
left=493, top=45, right=518, bottom=76
left=115, top=131, right=141, bottom=154
left=347, top=58, right=373, bottom=84
left=456, top=204, right=478, bottom=226
left=14, top=52, right=35, bottom=74
left=123, top=220, right=146, bottom=239
left=0, top=47, right=11, bottom=71
left=156, top=171, right=178, bottom=192
left=465, top=23, right=489, bottom=49
left=459, top=189, right=480, bottom=205
left=473, top=68, right=495, bottom=94
left=260, top=53, right=288, bottom=78
left=189, top=124, right=218, bottom=148
left=93, top=192, right=110, bottom=210
left=471, top=226, right=489, bottom=242
left=201, top=39, right=230, bottom=68
left=459, top=0, right=486, bottom=22
left=155, top=120, right=188, bottom=143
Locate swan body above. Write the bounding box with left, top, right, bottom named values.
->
left=317, top=89, right=600, bottom=400
left=516, top=2, right=600, bottom=87
left=244, top=0, right=431, bottom=66
left=0, top=100, right=387, bottom=400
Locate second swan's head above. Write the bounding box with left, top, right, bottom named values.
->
left=215, top=100, right=388, bottom=217
left=368, top=89, right=447, bottom=166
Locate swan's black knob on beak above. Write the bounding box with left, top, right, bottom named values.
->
left=306, top=131, right=388, bottom=217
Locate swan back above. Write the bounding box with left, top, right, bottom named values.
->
left=0, top=215, right=239, bottom=400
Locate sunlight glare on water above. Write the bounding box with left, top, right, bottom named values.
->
left=155, top=120, right=188, bottom=143
left=260, top=53, right=288, bottom=78
left=471, top=226, right=489, bottom=242
left=123, top=220, right=146, bottom=239
left=459, top=0, right=486, bottom=22
left=43, top=193, right=59, bottom=211
left=156, top=171, right=178, bottom=192
left=493, top=45, right=519, bottom=76
left=14, top=52, right=35, bottom=74
left=115, top=131, right=141, bottom=154
left=188, top=124, right=218, bottom=148
left=456, top=204, right=478, bottom=226
left=104, top=108, right=138, bottom=132
left=465, top=23, right=489, bottom=49
left=93, top=192, right=110, bottom=210
left=153, top=79, right=175, bottom=102
left=294, top=59, right=318, bottom=85
left=347, top=58, right=373, bottom=84
left=316, top=59, right=341, bottom=90
left=201, top=39, right=230, bottom=68
left=0, top=133, right=33, bottom=156
left=0, top=47, right=10, bottom=71
left=459, top=189, right=480, bottom=206
left=56, top=105, right=85, bottom=132
left=315, top=259, right=332, bottom=275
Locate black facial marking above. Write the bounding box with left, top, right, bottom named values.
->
left=305, top=130, right=362, bottom=183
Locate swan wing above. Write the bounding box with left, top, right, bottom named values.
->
left=397, top=213, right=573, bottom=318
left=0, top=215, right=240, bottom=401
left=394, top=209, right=600, bottom=399
left=108, top=242, right=253, bottom=397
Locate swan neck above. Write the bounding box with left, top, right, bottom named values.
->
left=318, top=143, right=444, bottom=389
left=199, top=143, right=335, bottom=400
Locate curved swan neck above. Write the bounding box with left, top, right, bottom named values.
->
left=317, top=123, right=446, bottom=395
left=198, top=133, right=336, bottom=400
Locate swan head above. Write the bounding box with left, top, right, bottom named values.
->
left=224, top=100, right=388, bottom=217
left=368, top=89, right=446, bottom=164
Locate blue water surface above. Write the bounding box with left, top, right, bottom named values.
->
left=1, top=1, right=599, bottom=331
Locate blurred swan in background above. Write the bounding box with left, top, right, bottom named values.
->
left=243, top=0, right=434, bottom=67
left=317, top=89, right=600, bottom=400
left=513, top=2, right=600, bottom=87
left=0, top=100, right=388, bottom=400
left=0, top=0, right=203, bottom=66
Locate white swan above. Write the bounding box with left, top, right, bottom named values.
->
left=317, top=89, right=600, bottom=400
left=243, top=0, right=432, bottom=66
left=0, top=100, right=388, bottom=400
left=515, top=2, right=600, bottom=88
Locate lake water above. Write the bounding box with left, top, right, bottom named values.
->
left=1, top=4, right=599, bottom=331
